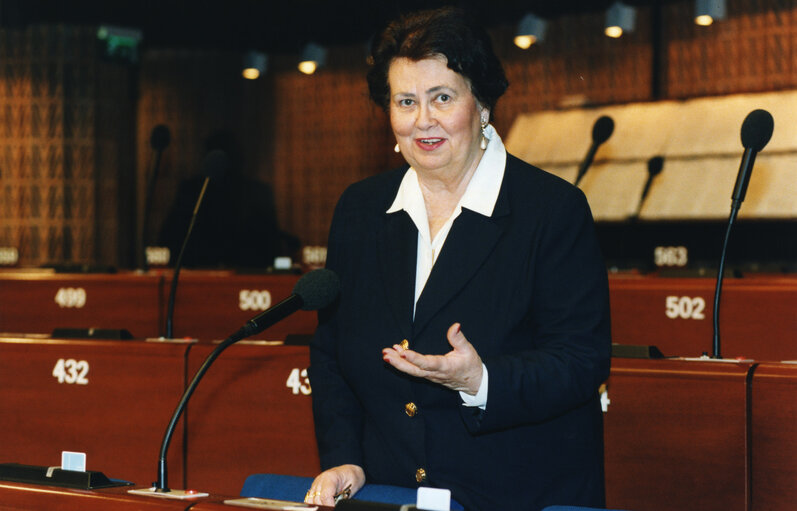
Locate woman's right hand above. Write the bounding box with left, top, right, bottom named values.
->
left=304, top=464, right=365, bottom=506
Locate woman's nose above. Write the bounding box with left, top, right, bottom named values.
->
left=415, top=104, right=436, bottom=129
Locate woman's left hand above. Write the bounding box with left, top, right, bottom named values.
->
left=382, top=322, right=483, bottom=395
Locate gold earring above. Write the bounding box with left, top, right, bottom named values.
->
left=394, top=143, right=401, bottom=153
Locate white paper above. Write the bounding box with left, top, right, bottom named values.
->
left=417, top=487, right=451, bottom=511
left=61, top=451, right=86, bottom=472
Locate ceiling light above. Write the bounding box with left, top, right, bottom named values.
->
left=298, top=43, right=327, bottom=75
left=604, top=2, right=636, bottom=38
left=242, top=51, right=267, bottom=80
left=695, top=0, right=727, bottom=26
left=514, top=13, right=547, bottom=49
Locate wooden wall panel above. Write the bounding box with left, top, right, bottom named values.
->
left=665, top=0, right=797, bottom=98
left=269, top=66, right=395, bottom=247
left=0, top=25, right=133, bottom=267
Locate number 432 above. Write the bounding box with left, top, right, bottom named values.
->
left=52, top=359, right=89, bottom=385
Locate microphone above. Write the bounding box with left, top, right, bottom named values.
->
left=230, top=269, right=341, bottom=340
left=732, top=109, right=774, bottom=207
left=711, top=109, right=774, bottom=359
left=632, top=155, right=664, bottom=219
left=151, top=125, right=171, bottom=152
left=575, top=115, right=614, bottom=186
left=141, top=125, right=172, bottom=269
left=164, top=149, right=229, bottom=339
left=148, top=268, right=340, bottom=494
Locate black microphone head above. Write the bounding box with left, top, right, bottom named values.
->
left=647, top=155, right=664, bottom=177
left=150, top=125, right=171, bottom=151
left=740, top=109, right=774, bottom=151
left=294, top=268, right=340, bottom=311
left=592, top=115, right=614, bottom=145
left=201, top=149, right=230, bottom=180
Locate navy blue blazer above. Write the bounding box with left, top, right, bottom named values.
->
left=309, top=154, right=611, bottom=511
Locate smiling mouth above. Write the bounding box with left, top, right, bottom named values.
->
left=416, top=138, right=445, bottom=149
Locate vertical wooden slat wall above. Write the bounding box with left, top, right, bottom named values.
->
left=269, top=65, right=397, bottom=250
left=0, top=25, right=133, bottom=267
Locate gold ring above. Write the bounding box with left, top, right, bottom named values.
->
left=400, top=339, right=409, bottom=350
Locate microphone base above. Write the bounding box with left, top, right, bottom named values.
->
left=0, top=463, right=131, bottom=490
left=128, top=487, right=209, bottom=499
left=680, top=356, right=754, bottom=363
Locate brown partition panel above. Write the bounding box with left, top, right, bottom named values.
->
left=0, top=337, right=189, bottom=488
left=609, top=275, right=797, bottom=361
left=751, top=362, right=797, bottom=511
left=185, top=343, right=319, bottom=496
left=168, top=272, right=317, bottom=342
left=603, top=358, right=752, bottom=511
left=0, top=272, right=163, bottom=339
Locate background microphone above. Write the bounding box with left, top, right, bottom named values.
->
left=151, top=124, right=172, bottom=152
left=732, top=109, right=774, bottom=207
left=141, top=125, right=172, bottom=269
left=632, top=155, right=664, bottom=219
left=150, top=268, right=340, bottom=494
left=164, top=149, right=229, bottom=339
left=575, top=115, right=614, bottom=187
left=712, top=109, right=774, bottom=359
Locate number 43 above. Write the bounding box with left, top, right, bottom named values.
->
left=286, top=368, right=311, bottom=395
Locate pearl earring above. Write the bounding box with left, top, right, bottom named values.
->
left=394, top=143, right=400, bottom=153
left=480, top=117, right=489, bottom=150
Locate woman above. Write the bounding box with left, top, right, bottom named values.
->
left=306, top=7, right=610, bottom=511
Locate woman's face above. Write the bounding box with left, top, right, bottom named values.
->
left=388, top=56, right=487, bottom=181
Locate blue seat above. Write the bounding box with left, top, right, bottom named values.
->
left=542, top=506, right=633, bottom=511
left=241, top=473, right=463, bottom=509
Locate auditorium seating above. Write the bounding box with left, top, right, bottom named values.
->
left=0, top=270, right=794, bottom=510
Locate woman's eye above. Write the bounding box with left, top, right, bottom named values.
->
left=438, top=94, right=451, bottom=103
left=399, top=98, right=414, bottom=107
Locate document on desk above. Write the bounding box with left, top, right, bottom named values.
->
left=224, top=497, right=318, bottom=510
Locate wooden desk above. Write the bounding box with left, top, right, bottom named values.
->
left=751, top=362, right=797, bottom=511
left=0, top=270, right=319, bottom=343
left=603, top=358, right=752, bottom=511
left=0, top=335, right=319, bottom=497
left=2, top=270, right=793, bottom=360
left=167, top=272, right=318, bottom=341
left=185, top=342, right=319, bottom=496
left=4, top=335, right=795, bottom=510
left=0, top=271, right=163, bottom=338
left=609, top=275, right=797, bottom=360
left=0, top=481, right=333, bottom=511
left=0, top=482, right=193, bottom=510
left=0, top=337, right=189, bottom=488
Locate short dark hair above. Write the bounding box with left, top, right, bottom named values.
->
left=367, top=7, right=508, bottom=118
